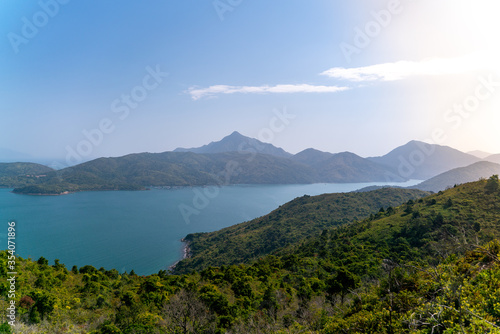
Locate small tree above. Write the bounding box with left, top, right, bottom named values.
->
left=29, top=290, right=56, bottom=321
left=327, top=268, right=359, bottom=304
left=0, top=322, right=12, bottom=334
left=163, top=289, right=216, bottom=334
left=485, top=175, right=500, bottom=194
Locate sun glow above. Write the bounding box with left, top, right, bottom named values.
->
left=459, top=0, right=500, bottom=60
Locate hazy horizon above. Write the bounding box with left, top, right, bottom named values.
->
left=2, top=1, right=500, bottom=162
left=0, top=132, right=497, bottom=168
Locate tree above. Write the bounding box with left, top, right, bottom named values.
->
left=485, top=175, right=499, bottom=194
left=162, top=289, right=216, bottom=334
left=19, top=296, right=35, bottom=310
left=327, top=268, right=359, bottom=304
left=29, top=290, right=56, bottom=321
left=97, top=321, right=122, bottom=334
left=0, top=322, right=12, bottom=334
left=37, top=256, right=48, bottom=266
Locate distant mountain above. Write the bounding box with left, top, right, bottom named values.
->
left=12, top=152, right=317, bottom=194
left=485, top=154, right=500, bottom=164
left=0, top=162, right=53, bottom=177
left=174, top=131, right=292, bottom=158
left=368, top=140, right=480, bottom=180
left=314, top=152, right=406, bottom=182
left=467, top=150, right=492, bottom=159
left=12, top=148, right=410, bottom=195
left=410, top=161, right=500, bottom=192
left=292, top=149, right=407, bottom=182
left=20, top=137, right=490, bottom=195
left=0, top=148, right=33, bottom=163
left=292, top=148, right=334, bottom=166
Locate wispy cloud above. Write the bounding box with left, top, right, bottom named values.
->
left=321, top=54, right=495, bottom=82
left=188, top=84, right=349, bottom=100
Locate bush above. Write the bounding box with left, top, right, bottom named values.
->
left=0, top=322, right=12, bottom=334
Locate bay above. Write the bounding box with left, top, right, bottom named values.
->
left=0, top=180, right=421, bottom=275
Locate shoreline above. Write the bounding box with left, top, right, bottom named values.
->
left=181, top=237, right=191, bottom=259
left=168, top=238, right=191, bottom=272
left=11, top=190, right=72, bottom=196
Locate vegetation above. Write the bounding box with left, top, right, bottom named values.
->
left=9, top=150, right=404, bottom=195
left=8, top=148, right=411, bottom=195
left=1, top=178, right=500, bottom=333
left=12, top=152, right=317, bottom=195
left=175, top=188, right=429, bottom=273
left=0, top=163, right=54, bottom=189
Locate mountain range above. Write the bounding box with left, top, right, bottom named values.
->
left=1, top=132, right=499, bottom=194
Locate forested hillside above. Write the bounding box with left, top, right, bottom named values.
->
left=174, top=188, right=429, bottom=273
left=0, top=163, right=54, bottom=188
left=1, top=177, right=500, bottom=333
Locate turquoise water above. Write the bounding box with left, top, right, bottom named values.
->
left=0, top=180, right=421, bottom=275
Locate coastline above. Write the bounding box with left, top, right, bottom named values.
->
left=11, top=190, right=72, bottom=196
left=181, top=237, right=191, bottom=259
left=168, top=238, right=191, bottom=272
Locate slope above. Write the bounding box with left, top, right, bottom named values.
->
left=293, top=149, right=406, bottom=182
left=278, top=177, right=500, bottom=277
left=410, top=161, right=500, bottom=192
left=467, top=149, right=493, bottom=159
left=485, top=153, right=500, bottom=164
left=368, top=140, right=480, bottom=180
left=0, top=162, right=54, bottom=188
left=173, top=187, right=429, bottom=273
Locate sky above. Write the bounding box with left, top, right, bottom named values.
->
left=1, top=0, right=500, bottom=167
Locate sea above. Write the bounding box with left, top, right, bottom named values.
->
left=0, top=180, right=421, bottom=275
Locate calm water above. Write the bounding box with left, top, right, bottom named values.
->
left=0, top=180, right=421, bottom=275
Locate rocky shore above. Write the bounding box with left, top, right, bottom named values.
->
left=168, top=238, right=191, bottom=272
left=181, top=238, right=191, bottom=259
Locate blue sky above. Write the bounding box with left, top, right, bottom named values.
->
left=1, top=0, right=499, bottom=166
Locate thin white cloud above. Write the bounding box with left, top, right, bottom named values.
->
left=321, top=54, right=495, bottom=82
left=188, top=84, right=349, bottom=100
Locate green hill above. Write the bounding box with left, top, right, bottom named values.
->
left=0, top=162, right=54, bottom=188
left=294, top=150, right=406, bottom=182
left=11, top=149, right=406, bottom=195
left=282, top=176, right=500, bottom=274
left=174, top=188, right=430, bottom=274
left=12, top=151, right=317, bottom=194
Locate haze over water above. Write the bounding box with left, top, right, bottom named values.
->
left=0, top=180, right=420, bottom=275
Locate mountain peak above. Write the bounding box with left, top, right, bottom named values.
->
left=174, top=132, right=292, bottom=158
left=228, top=131, right=243, bottom=137
left=368, top=140, right=480, bottom=179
